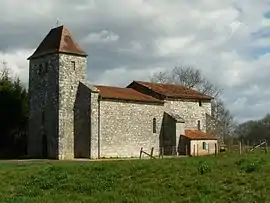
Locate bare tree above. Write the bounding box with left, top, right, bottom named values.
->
left=151, top=66, right=221, bottom=98
left=150, top=65, right=236, bottom=140
left=0, top=60, right=11, bottom=79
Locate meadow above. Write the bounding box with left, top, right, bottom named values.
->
left=0, top=152, right=269, bottom=203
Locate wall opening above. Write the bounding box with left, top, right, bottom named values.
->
left=153, top=117, right=157, bottom=133
left=42, top=133, right=48, bottom=158
left=41, top=110, right=45, bottom=125
left=71, top=61, right=76, bottom=70
left=202, top=142, right=207, bottom=150
left=197, top=120, right=201, bottom=131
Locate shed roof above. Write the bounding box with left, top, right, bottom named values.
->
left=128, top=81, right=212, bottom=100
left=28, top=25, right=87, bottom=60
left=95, top=85, right=164, bottom=104
left=183, top=130, right=217, bottom=140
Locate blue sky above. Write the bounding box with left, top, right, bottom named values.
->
left=0, top=0, right=270, bottom=123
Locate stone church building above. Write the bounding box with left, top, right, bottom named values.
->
left=27, top=25, right=218, bottom=160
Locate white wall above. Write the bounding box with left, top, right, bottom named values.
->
left=190, top=139, right=218, bottom=156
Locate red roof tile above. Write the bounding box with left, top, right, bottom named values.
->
left=129, top=81, right=212, bottom=100
left=95, top=85, right=163, bottom=104
left=28, top=25, right=87, bottom=60
left=184, top=130, right=217, bottom=140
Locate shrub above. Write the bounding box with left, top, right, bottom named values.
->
left=198, top=161, right=211, bottom=175
left=235, top=158, right=262, bottom=173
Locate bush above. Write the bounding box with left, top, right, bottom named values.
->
left=198, top=161, right=211, bottom=175
left=235, top=158, right=263, bottom=173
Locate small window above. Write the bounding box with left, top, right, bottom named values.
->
left=41, top=110, right=45, bottom=125
left=202, top=142, right=207, bottom=150
left=199, top=100, right=202, bottom=106
left=153, top=118, right=157, bottom=133
left=38, top=64, right=43, bottom=75
left=71, top=61, right=76, bottom=70
left=197, top=120, right=201, bottom=131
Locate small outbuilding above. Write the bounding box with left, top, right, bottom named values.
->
left=179, top=130, right=218, bottom=156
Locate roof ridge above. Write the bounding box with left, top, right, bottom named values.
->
left=58, top=26, right=64, bottom=51
left=129, top=81, right=213, bottom=100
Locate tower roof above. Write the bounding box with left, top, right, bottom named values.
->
left=28, top=25, right=87, bottom=60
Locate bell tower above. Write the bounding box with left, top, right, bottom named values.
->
left=27, top=25, right=87, bottom=159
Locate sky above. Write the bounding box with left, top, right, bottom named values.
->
left=0, top=0, right=270, bottom=123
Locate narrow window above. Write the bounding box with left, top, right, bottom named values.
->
left=71, top=61, right=76, bottom=70
left=153, top=118, right=157, bottom=133
left=45, top=62, right=49, bottom=70
left=197, top=120, right=201, bottom=131
left=199, top=100, right=202, bottom=106
left=42, top=110, right=45, bottom=125
left=38, top=64, right=43, bottom=75
left=202, top=142, right=207, bottom=150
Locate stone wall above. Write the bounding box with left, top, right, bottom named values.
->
left=165, top=100, right=211, bottom=132
left=99, top=100, right=164, bottom=158
left=88, top=86, right=100, bottom=159
left=74, top=82, right=91, bottom=158
left=190, top=139, right=218, bottom=156
left=58, top=54, right=86, bottom=160
left=28, top=53, right=87, bottom=160
left=28, top=54, right=60, bottom=158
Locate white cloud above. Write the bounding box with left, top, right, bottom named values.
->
left=83, top=30, right=119, bottom=44
left=0, top=49, right=32, bottom=83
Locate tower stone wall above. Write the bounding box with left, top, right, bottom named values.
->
left=28, top=54, right=60, bottom=158
left=58, top=54, right=86, bottom=159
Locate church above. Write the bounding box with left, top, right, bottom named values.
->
left=27, top=25, right=218, bottom=160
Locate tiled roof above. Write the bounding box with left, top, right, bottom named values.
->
left=95, top=85, right=164, bottom=104
left=129, top=81, right=212, bottom=100
left=184, top=130, right=217, bottom=140
left=28, top=25, right=87, bottom=60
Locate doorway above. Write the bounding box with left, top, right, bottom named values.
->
left=42, top=133, right=48, bottom=158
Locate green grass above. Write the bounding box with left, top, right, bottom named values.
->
left=0, top=152, right=270, bottom=203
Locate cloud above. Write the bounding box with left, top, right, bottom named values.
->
left=0, top=49, right=33, bottom=85
left=83, top=30, right=119, bottom=44
left=0, top=0, right=269, bottom=123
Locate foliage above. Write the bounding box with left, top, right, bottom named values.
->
left=234, top=114, right=270, bottom=145
left=0, top=152, right=270, bottom=202
left=198, top=161, right=211, bottom=174
left=0, top=62, right=28, bottom=158
left=235, top=157, right=264, bottom=173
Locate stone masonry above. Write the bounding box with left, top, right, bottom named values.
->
left=27, top=25, right=218, bottom=160
left=58, top=54, right=86, bottom=160
left=28, top=54, right=60, bottom=158
left=165, top=100, right=212, bottom=132
left=99, top=100, right=164, bottom=158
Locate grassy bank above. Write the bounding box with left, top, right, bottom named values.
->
left=0, top=152, right=269, bottom=203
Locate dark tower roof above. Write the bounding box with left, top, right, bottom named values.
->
left=28, top=25, right=87, bottom=60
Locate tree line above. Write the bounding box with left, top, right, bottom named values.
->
left=0, top=61, right=264, bottom=158
left=0, top=63, right=28, bottom=158
left=235, top=114, right=270, bottom=146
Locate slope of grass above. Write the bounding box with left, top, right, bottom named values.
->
left=0, top=152, right=270, bottom=203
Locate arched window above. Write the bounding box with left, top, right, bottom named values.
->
left=202, top=142, right=207, bottom=150
left=153, top=118, right=157, bottom=133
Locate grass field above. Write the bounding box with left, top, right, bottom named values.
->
left=0, top=152, right=269, bottom=203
